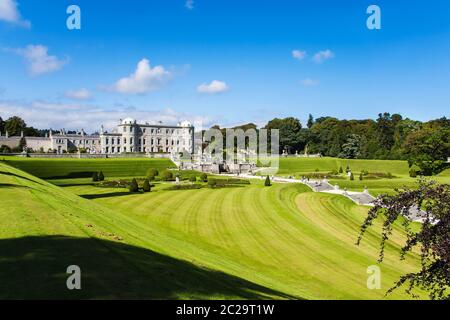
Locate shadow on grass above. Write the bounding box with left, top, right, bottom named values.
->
left=80, top=192, right=133, bottom=200
left=53, top=182, right=96, bottom=187
left=0, top=183, right=30, bottom=188
left=0, top=236, right=298, bottom=300
left=0, top=170, right=44, bottom=185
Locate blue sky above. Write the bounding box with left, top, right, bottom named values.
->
left=0, top=0, right=449, bottom=132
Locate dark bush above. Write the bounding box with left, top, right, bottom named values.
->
left=146, top=168, right=159, bottom=178
left=128, top=178, right=139, bottom=192
left=359, top=172, right=363, bottom=181
left=207, top=179, right=217, bottom=188
left=92, top=172, right=99, bottom=182
left=350, top=173, right=354, bottom=181
left=189, top=176, right=197, bottom=182
left=339, top=166, right=343, bottom=174
left=264, top=175, right=271, bottom=187
left=161, top=170, right=174, bottom=181
left=98, top=171, right=105, bottom=181
left=167, top=184, right=203, bottom=191
left=142, top=179, right=152, bottom=192
left=200, top=173, right=208, bottom=182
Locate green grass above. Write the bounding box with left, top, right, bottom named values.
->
left=276, top=157, right=410, bottom=176
left=0, top=162, right=289, bottom=299
left=61, top=180, right=425, bottom=299
left=3, top=157, right=176, bottom=179
left=0, top=157, right=433, bottom=299
left=276, top=157, right=450, bottom=196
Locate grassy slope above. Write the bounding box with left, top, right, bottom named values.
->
left=65, top=181, right=424, bottom=299
left=2, top=157, right=175, bottom=179
left=0, top=162, right=289, bottom=299
left=0, top=157, right=429, bottom=299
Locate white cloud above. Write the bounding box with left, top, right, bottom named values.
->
left=111, top=58, right=172, bottom=94
left=292, top=50, right=306, bottom=60
left=300, top=78, right=319, bottom=86
left=312, top=49, right=334, bottom=63
left=0, top=100, right=215, bottom=133
left=197, top=80, right=229, bottom=94
left=9, top=45, right=68, bottom=76
left=65, top=88, right=93, bottom=100
left=0, top=0, right=30, bottom=28
left=185, top=0, right=194, bottom=10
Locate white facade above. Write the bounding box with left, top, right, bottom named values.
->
left=100, top=118, right=195, bottom=155
left=0, top=118, right=195, bottom=155
left=100, top=118, right=194, bottom=154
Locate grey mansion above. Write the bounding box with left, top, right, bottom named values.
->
left=0, top=118, right=195, bottom=155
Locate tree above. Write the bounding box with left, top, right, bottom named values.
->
left=307, top=114, right=314, bottom=129
left=200, top=173, right=208, bottom=182
left=357, top=180, right=450, bottom=300
left=0, top=145, right=11, bottom=153
left=339, top=134, right=363, bottom=159
left=98, top=171, right=105, bottom=181
left=128, top=178, right=139, bottom=192
left=349, top=172, right=354, bottom=180
left=4, top=116, right=26, bottom=136
left=339, top=166, right=343, bottom=174
left=264, top=117, right=303, bottom=154
left=92, top=172, right=99, bottom=182
left=404, top=125, right=450, bottom=175
left=0, top=116, right=4, bottom=133
left=142, top=179, right=151, bottom=192
left=18, top=137, right=27, bottom=151
left=264, top=175, right=271, bottom=187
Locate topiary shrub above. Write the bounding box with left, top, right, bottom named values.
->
left=142, top=179, right=152, bottom=192
left=207, top=178, right=217, bottom=188
left=200, top=173, right=208, bottom=182
left=264, top=175, right=271, bottom=187
left=189, top=176, right=197, bottom=182
left=98, top=171, right=105, bottom=181
left=146, top=168, right=159, bottom=178
left=409, top=165, right=420, bottom=178
left=350, top=172, right=354, bottom=181
left=92, top=172, right=99, bottom=182
left=128, top=178, right=139, bottom=192
left=346, top=165, right=350, bottom=173
left=161, top=170, right=174, bottom=181
left=339, top=166, right=343, bottom=174
left=359, top=172, right=363, bottom=181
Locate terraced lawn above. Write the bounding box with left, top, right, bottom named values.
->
left=2, top=157, right=175, bottom=179
left=64, top=180, right=424, bottom=299
left=0, top=157, right=433, bottom=299
left=277, top=157, right=410, bottom=176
